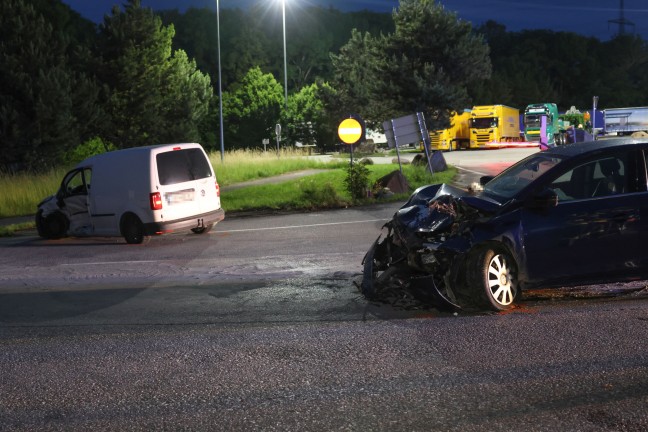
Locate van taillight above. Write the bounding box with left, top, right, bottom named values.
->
left=150, top=192, right=163, bottom=210
left=216, top=182, right=220, bottom=198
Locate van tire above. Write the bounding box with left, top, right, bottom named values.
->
left=36, top=210, right=69, bottom=239
left=191, top=223, right=213, bottom=234
left=121, top=214, right=145, bottom=244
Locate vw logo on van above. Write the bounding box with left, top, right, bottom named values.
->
left=201, top=189, right=205, bottom=197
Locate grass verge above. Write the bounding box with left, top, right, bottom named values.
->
left=221, top=164, right=456, bottom=212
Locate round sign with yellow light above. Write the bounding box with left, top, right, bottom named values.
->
left=338, top=117, right=364, bottom=145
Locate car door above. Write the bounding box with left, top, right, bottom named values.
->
left=521, top=150, right=643, bottom=285
left=638, top=148, right=648, bottom=270
left=59, top=168, right=93, bottom=235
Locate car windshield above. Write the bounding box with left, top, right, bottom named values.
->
left=483, top=154, right=564, bottom=201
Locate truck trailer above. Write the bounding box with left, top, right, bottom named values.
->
left=470, top=105, right=520, bottom=149
left=604, top=106, right=648, bottom=136
left=429, top=110, right=471, bottom=151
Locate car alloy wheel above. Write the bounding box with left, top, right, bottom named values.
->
left=467, top=245, right=518, bottom=311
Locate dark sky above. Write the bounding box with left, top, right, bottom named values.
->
left=61, top=0, right=648, bottom=41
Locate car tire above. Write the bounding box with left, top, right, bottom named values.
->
left=191, top=223, right=213, bottom=234
left=121, top=214, right=145, bottom=244
left=467, top=245, right=518, bottom=311
left=36, top=210, right=68, bottom=239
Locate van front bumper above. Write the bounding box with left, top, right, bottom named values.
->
left=144, top=208, right=225, bottom=235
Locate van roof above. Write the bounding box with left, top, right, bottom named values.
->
left=77, top=143, right=203, bottom=167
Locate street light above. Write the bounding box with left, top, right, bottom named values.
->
left=282, top=0, right=288, bottom=108
left=216, top=0, right=225, bottom=161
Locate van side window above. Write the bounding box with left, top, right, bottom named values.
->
left=157, top=149, right=213, bottom=185
left=63, top=168, right=91, bottom=196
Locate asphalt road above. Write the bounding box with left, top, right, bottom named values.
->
left=2, top=147, right=648, bottom=431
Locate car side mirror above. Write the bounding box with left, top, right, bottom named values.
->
left=526, top=188, right=558, bottom=210
left=480, top=175, right=494, bottom=186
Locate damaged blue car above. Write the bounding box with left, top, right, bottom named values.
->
left=362, top=138, right=648, bottom=311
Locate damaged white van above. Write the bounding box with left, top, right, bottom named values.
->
left=36, top=143, right=225, bottom=244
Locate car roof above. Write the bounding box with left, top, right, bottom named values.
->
left=541, top=138, right=648, bottom=158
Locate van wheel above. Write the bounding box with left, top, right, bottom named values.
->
left=36, top=210, right=68, bottom=239
left=191, top=223, right=213, bottom=234
left=121, top=215, right=145, bottom=244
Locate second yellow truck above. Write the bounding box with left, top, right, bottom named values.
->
left=469, top=105, right=520, bottom=148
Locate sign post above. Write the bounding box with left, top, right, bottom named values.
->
left=275, top=124, right=282, bottom=158
left=338, top=115, right=365, bottom=167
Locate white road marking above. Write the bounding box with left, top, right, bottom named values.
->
left=456, top=166, right=488, bottom=176
left=59, top=252, right=362, bottom=267
left=217, top=218, right=388, bottom=234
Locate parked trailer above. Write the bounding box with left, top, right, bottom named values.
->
left=429, top=110, right=471, bottom=151
left=604, top=106, right=648, bottom=136
left=469, top=105, right=520, bottom=149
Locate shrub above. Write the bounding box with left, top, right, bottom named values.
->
left=300, top=182, right=342, bottom=208
left=63, top=137, right=116, bottom=165
left=344, top=162, right=370, bottom=200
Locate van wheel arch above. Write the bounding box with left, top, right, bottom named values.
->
left=120, top=213, right=145, bottom=244
left=36, top=210, right=69, bottom=239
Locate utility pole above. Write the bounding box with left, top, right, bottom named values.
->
left=608, top=0, right=635, bottom=36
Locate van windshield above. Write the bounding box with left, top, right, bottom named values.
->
left=157, top=148, right=213, bottom=185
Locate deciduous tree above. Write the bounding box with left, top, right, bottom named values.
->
left=222, top=66, right=284, bottom=149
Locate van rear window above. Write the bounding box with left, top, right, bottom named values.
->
left=156, top=148, right=213, bottom=185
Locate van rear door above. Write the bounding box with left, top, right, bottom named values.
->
left=154, top=146, right=221, bottom=225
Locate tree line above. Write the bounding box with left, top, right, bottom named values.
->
left=1, top=0, right=647, bottom=172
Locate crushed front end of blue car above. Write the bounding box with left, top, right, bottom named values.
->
left=361, top=183, right=499, bottom=310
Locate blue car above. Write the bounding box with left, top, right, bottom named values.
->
left=362, top=138, right=648, bottom=311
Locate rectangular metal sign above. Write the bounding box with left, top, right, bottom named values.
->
left=383, top=114, right=424, bottom=149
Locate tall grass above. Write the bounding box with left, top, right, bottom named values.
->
left=0, top=168, right=67, bottom=217
left=210, top=148, right=347, bottom=185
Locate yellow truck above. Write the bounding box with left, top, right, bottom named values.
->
left=469, top=105, right=520, bottom=149
left=429, top=110, right=471, bottom=151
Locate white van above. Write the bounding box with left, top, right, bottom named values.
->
left=36, top=143, right=225, bottom=244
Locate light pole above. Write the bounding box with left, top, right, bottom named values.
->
left=282, top=0, right=288, bottom=108
left=216, top=0, right=225, bottom=161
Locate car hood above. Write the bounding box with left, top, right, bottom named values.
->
left=394, top=183, right=501, bottom=235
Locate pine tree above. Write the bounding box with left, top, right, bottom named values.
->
left=332, top=0, right=491, bottom=130
left=96, top=0, right=212, bottom=148
left=0, top=0, right=100, bottom=170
